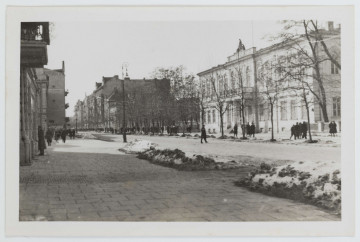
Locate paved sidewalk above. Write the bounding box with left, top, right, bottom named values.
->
left=20, top=139, right=340, bottom=221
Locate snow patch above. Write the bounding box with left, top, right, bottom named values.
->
left=121, top=139, right=158, bottom=154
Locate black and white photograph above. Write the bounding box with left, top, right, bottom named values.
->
left=4, top=4, right=357, bottom=238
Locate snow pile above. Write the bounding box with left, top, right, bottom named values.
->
left=237, top=160, right=341, bottom=213
left=137, top=148, right=244, bottom=170
left=80, top=132, right=96, bottom=139
left=120, top=139, right=158, bottom=154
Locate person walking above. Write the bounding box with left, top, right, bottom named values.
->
left=250, top=122, right=255, bottom=138
left=329, top=122, right=334, bottom=136
left=233, top=123, right=238, bottom=138
left=331, top=121, right=338, bottom=136
left=295, top=122, right=300, bottom=139
left=200, top=125, right=208, bottom=144
left=246, top=123, right=251, bottom=137
left=38, top=126, right=45, bottom=155
left=61, top=129, right=67, bottom=143
left=290, top=124, right=296, bottom=140
left=302, top=121, right=308, bottom=139
left=45, top=128, right=53, bottom=146
left=72, top=129, right=76, bottom=139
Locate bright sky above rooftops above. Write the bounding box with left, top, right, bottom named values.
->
left=44, top=21, right=333, bottom=115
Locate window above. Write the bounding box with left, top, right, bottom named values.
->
left=301, top=101, right=307, bottom=119
left=290, top=100, right=297, bottom=120
left=246, top=67, right=251, bottom=87
left=259, top=104, right=264, bottom=121
left=333, top=97, right=341, bottom=116
left=207, top=111, right=211, bottom=124
left=331, top=62, right=339, bottom=74
left=280, top=101, right=287, bottom=120
left=212, top=110, right=216, bottom=123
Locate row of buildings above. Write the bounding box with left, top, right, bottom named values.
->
left=20, top=22, right=67, bottom=165
left=73, top=75, right=173, bottom=132
left=198, top=22, right=341, bottom=134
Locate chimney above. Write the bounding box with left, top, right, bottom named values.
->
left=328, top=21, right=334, bottom=31
left=62, top=61, right=65, bottom=74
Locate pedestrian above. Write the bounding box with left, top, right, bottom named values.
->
left=61, top=129, right=67, bottom=143
left=246, top=123, right=251, bottom=137
left=38, top=126, right=45, bottom=155
left=55, top=130, right=61, bottom=142
left=295, top=122, right=300, bottom=139
left=200, top=125, right=208, bottom=144
left=290, top=124, right=296, bottom=140
left=233, top=123, right=238, bottom=138
left=250, top=122, right=255, bottom=137
left=72, top=129, right=76, bottom=139
left=45, top=128, right=53, bottom=146
left=330, top=121, right=337, bottom=137
left=329, top=122, right=333, bottom=136
left=302, top=121, right=308, bottom=139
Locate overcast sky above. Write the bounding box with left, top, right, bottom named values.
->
left=45, top=21, right=286, bottom=115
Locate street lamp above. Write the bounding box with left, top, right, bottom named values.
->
left=122, top=63, right=129, bottom=143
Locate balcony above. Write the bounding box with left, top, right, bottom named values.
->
left=21, top=22, right=50, bottom=67
left=65, top=103, right=69, bottom=109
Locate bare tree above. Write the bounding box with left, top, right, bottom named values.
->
left=276, top=52, right=316, bottom=142
left=257, top=59, right=283, bottom=141
left=207, top=71, right=229, bottom=138
left=232, top=63, right=249, bottom=139
left=274, top=20, right=341, bottom=122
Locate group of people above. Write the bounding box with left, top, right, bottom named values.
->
left=37, top=127, right=77, bottom=156
left=290, top=122, right=308, bottom=140
left=232, top=122, right=256, bottom=138
left=329, top=121, right=338, bottom=136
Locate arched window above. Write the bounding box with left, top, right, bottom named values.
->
left=246, top=67, right=251, bottom=87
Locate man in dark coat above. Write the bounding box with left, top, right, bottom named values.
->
left=61, top=129, right=67, bottom=143
left=45, top=128, right=53, bottom=146
left=233, top=123, right=238, bottom=138
left=302, top=121, right=308, bottom=139
left=290, top=124, right=296, bottom=140
left=250, top=122, right=255, bottom=137
left=200, top=125, right=208, bottom=144
left=295, top=122, right=300, bottom=139
left=246, top=123, right=251, bottom=137
left=38, top=126, right=45, bottom=155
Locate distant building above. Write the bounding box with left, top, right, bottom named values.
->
left=76, top=75, right=171, bottom=131
left=198, top=22, right=340, bottom=134
left=45, top=61, right=67, bottom=128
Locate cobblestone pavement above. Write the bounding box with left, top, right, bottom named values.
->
left=19, top=139, right=340, bottom=221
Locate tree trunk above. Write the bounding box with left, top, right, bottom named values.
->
left=303, top=92, right=313, bottom=142
left=241, top=98, right=246, bottom=139
left=270, top=101, right=275, bottom=141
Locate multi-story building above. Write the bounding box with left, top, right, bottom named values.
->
left=20, top=22, right=50, bottom=165
left=45, top=61, right=67, bottom=128
left=77, top=75, right=171, bottom=131
left=197, top=22, right=340, bottom=135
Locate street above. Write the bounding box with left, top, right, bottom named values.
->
left=19, top=137, right=340, bottom=221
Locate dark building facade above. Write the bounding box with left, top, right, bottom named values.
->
left=76, top=75, right=171, bottom=131
left=20, top=22, right=50, bottom=165
left=45, top=61, right=67, bottom=128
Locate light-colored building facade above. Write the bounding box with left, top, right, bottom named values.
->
left=198, top=23, right=341, bottom=135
